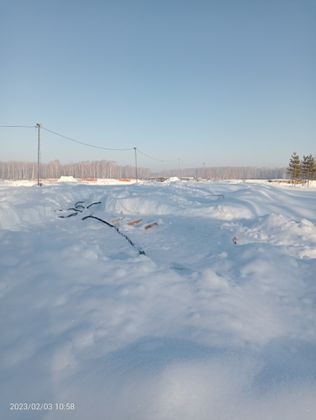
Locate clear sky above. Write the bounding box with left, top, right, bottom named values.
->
left=1, top=0, right=315, bottom=170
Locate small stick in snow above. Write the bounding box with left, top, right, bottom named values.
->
left=127, top=219, right=143, bottom=226
left=111, top=218, right=123, bottom=225
left=145, top=222, right=158, bottom=230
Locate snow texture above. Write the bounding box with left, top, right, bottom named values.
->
left=0, top=180, right=316, bottom=419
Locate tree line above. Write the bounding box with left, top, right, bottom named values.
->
left=0, top=160, right=150, bottom=180
left=158, top=166, right=286, bottom=180
left=0, top=160, right=287, bottom=180
left=0, top=160, right=294, bottom=181
left=287, top=152, right=316, bottom=182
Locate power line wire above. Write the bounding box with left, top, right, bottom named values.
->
left=137, top=148, right=166, bottom=163
left=1, top=123, right=179, bottom=167
left=41, top=126, right=133, bottom=152
left=0, top=125, right=36, bottom=128
left=137, top=148, right=179, bottom=164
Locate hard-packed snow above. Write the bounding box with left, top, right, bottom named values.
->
left=0, top=180, right=316, bottom=419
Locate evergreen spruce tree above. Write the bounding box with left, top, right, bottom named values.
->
left=301, top=154, right=316, bottom=181
left=312, top=156, right=316, bottom=180
left=287, top=152, right=301, bottom=181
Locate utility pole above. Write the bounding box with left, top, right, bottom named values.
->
left=36, top=123, right=41, bottom=186
left=134, top=147, right=138, bottom=183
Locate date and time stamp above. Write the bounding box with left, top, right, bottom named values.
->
left=9, top=402, right=76, bottom=411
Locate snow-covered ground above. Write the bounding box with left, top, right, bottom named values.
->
left=1, top=180, right=316, bottom=420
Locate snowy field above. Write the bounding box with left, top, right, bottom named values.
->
left=1, top=180, right=316, bottom=420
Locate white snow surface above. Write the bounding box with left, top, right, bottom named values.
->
left=1, top=180, right=316, bottom=419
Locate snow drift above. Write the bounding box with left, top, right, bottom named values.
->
left=0, top=180, right=316, bottom=419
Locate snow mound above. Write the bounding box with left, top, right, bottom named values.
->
left=208, top=203, right=253, bottom=220
left=228, top=213, right=316, bottom=259
left=165, top=177, right=180, bottom=183
left=57, top=176, right=78, bottom=183
left=104, top=184, right=255, bottom=220
left=106, top=196, right=172, bottom=215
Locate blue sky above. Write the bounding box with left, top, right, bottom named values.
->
left=1, top=0, right=315, bottom=170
